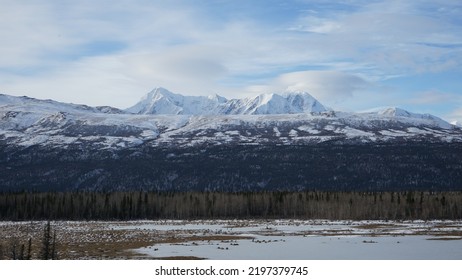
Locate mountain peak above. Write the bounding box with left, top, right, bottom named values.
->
left=142, top=87, right=177, bottom=101
left=127, top=87, right=231, bottom=115
left=379, top=107, right=412, bottom=117
left=207, top=93, right=227, bottom=103
left=281, top=89, right=311, bottom=96
left=128, top=87, right=183, bottom=115
left=126, top=87, right=328, bottom=115
left=149, top=87, right=174, bottom=95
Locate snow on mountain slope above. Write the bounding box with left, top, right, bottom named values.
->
left=1, top=94, right=89, bottom=112
left=218, top=91, right=327, bottom=115
left=126, top=87, right=327, bottom=115
left=360, top=107, right=452, bottom=129
left=125, top=87, right=228, bottom=115
left=1, top=89, right=461, bottom=149
left=451, top=120, right=461, bottom=127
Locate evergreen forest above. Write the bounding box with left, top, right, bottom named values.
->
left=0, top=191, right=460, bottom=221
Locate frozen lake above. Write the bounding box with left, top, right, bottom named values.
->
left=124, top=220, right=462, bottom=259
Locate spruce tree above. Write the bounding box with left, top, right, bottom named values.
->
left=40, top=221, right=51, bottom=260
left=51, top=230, right=57, bottom=260
left=26, top=238, right=32, bottom=260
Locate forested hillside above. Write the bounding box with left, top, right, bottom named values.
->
left=1, top=143, right=462, bottom=192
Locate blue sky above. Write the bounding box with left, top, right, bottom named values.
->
left=1, top=0, right=462, bottom=122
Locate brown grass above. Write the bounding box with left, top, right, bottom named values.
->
left=0, top=222, right=255, bottom=260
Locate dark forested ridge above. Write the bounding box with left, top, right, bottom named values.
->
left=1, top=191, right=461, bottom=220
left=1, top=142, right=462, bottom=192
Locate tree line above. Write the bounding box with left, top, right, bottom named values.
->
left=0, top=191, right=461, bottom=221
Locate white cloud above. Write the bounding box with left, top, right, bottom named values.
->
left=291, top=0, right=462, bottom=76
left=447, top=108, right=462, bottom=124
left=408, top=90, right=457, bottom=105
left=121, top=47, right=228, bottom=83
left=243, top=70, right=368, bottom=106
left=0, top=0, right=461, bottom=115
left=1, top=47, right=230, bottom=108
left=0, top=56, right=144, bottom=108
left=0, top=1, right=68, bottom=68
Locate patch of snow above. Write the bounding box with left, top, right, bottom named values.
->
left=407, top=127, right=431, bottom=134
left=297, top=125, right=320, bottom=134
left=141, top=130, right=158, bottom=138
left=379, top=130, right=409, bottom=137
left=289, top=129, right=298, bottom=137
left=225, top=130, right=240, bottom=136
left=338, top=126, right=375, bottom=138
left=273, top=127, right=281, bottom=137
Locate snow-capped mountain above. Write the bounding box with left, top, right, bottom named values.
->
left=1, top=89, right=461, bottom=149
left=126, top=87, right=327, bottom=115
left=125, top=87, right=227, bottom=115
left=361, top=107, right=452, bottom=129
left=2, top=88, right=462, bottom=192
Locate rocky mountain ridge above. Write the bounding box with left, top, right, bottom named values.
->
left=1, top=89, right=461, bottom=191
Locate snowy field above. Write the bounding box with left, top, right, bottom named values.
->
left=1, top=220, right=461, bottom=259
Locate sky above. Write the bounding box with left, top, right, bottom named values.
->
left=1, top=0, right=462, bottom=122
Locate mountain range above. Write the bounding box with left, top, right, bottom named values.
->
left=1, top=87, right=462, bottom=192
left=126, top=87, right=327, bottom=115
